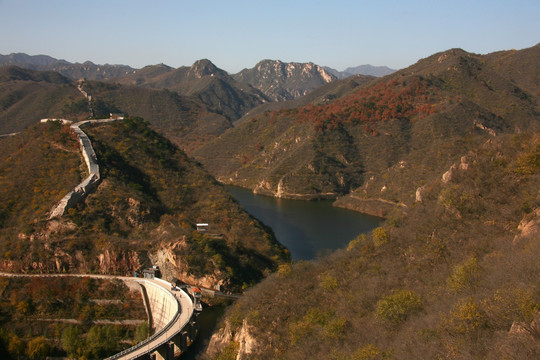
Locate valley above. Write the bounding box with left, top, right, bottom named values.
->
left=0, top=43, right=539, bottom=359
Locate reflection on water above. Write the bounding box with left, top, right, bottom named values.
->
left=225, top=185, right=381, bottom=261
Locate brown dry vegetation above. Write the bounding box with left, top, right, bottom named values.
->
left=0, top=277, right=147, bottom=359
left=208, top=132, right=540, bottom=359
left=0, top=118, right=289, bottom=291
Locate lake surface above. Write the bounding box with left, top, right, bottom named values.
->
left=226, top=185, right=381, bottom=260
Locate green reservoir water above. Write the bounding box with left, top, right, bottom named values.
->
left=225, top=185, right=381, bottom=260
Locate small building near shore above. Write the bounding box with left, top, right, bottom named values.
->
left=142, top=265, right=161, bottom=279
left=196, top=223, right=208, bottom=233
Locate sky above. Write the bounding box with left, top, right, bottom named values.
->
left=0, top=0, right=538, bottom=74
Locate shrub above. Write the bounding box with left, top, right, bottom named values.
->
left=277, top=263, right=293, bottom=278
left=324, top=316, right=347, bottom=339
left=320, top=273, right=339, bottom=291
left=446, top=256, right=480, bottom=293
left=216, top=341, right=240, bottom=360
left=376, top=290, right=423, bottom=324
left=8, top=334, right=25, bottom=359
left=513, top=150, right=539, bottom=175
left=26, top=336, right=49, bottom=359
left=350, top=344, right=382, bottom=360
left=348, top=234, right=366, bottom=251
left=372, top=227, right=389, bottom=247
left=444, top=297, right=487, bottom=334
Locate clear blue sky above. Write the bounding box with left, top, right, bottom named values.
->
left=0, top=0, right=538, bottom=73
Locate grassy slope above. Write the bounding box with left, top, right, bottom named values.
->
left=0, top=121, right=82, bottom=235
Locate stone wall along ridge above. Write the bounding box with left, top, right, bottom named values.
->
left=48, top=118, right=122, bottom=219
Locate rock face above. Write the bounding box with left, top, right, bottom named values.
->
left=513, top=207, right=540, bottom=244
left=233, top=60, right=336, bottom=101
left=206, top=319, right=259, bottom=360
left=442, top=156, right=470, bottom=184
left=0, top=245, right=145, bottom=275
left=148, top=243, right=226, bottom=290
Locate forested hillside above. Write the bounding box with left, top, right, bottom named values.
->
left=0, top=119, right=289, bottom=291
left=206, top=117, right=540, bottom=360
left=193, top=45, right=540, bottom=217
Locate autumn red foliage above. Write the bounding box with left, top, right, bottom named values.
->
left=289, top=77, right=441, bottom=132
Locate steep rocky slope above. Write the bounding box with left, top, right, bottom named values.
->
left=0, top=119, right=289, bottom=291
left=233, top=60, right=337, bottom=101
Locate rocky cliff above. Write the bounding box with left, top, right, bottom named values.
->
left=233, top=60, right=336, bottom=101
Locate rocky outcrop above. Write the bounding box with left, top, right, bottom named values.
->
left=0, top=246, right=145, bottom=275
left=206, top=319, right=259, bottom=360
left=97, top=249, right=144, bottom=275
left=442, top=156, right=470, bottom=184
left=233, top=60, right=336, bottom=101
left=148, top=242, right=226, bottom=289
left=513, top=207, right=540, bottom=244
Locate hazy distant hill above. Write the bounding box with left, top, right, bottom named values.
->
left=0, top=53, right=135, bottom=80
left=232, top=60, right=337, bottom=101
left=324, top=64, right=396, bottom=79
left=0, top=66, right=85, bottom=133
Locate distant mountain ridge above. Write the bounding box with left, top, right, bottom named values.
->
left=324, top=64, right=396, bottom=79
left=0, top=53, right=135, bottom=80
left=0, top=53, right=396, bottom=107
left=115, top=58, right=269, bottom=121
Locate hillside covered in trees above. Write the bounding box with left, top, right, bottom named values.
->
left=193, top=44, right=540, bottom=216
left=205, top=104, right=540, bottom=360
left=201, top=45, right=540, bottom=359
left=0, top=119, right=289, bottom=291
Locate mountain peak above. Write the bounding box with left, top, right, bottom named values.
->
left=233, top=60, right=336, bottom=101
left=188, top=59, right=226, bottom=78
